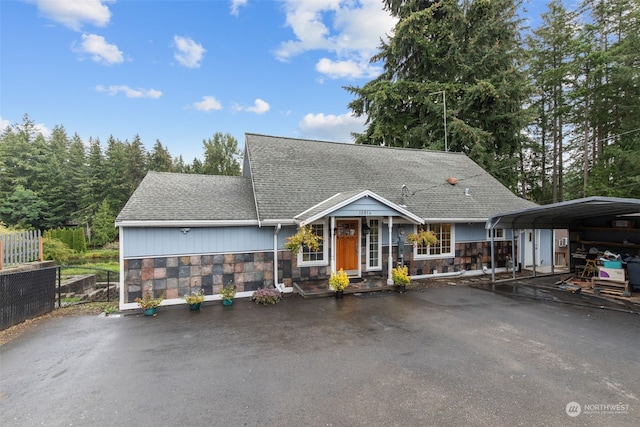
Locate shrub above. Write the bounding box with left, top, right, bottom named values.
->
left=391, top=265, right=410, bottom=285
left=329, top=268, right=349, bottom=291
left=250, top=287, right=283, bottom=305
left=43, top=237, right=76, bottom=264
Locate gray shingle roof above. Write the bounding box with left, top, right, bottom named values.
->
left=244, top=133, right=536, bottom=222
left=116, top=172, right=257, bottom=223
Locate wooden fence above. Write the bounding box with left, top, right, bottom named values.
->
left=0, top=230, right=43, bottom=270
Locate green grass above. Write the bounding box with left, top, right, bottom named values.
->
left=82, top=249, right=119, bottom=259
left=60, top=249, right=120, bottom=281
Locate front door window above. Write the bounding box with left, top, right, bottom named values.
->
left=336, top=220, right=359, bottom=273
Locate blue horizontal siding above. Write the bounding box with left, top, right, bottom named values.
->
left=333, top=198, right=401, bottom=217
left=122, top=226, right=275, bottom=258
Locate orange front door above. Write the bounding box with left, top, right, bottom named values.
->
left=336, top=220, right=359, bottom=272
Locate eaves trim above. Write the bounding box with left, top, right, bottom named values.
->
left=116, top=220, right=260, bottom=228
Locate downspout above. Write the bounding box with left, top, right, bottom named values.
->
left=387, top=216, right=394, bottom=285
left=273, top=224, right=285, bottom=292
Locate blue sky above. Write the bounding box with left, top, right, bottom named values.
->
left=1, top=0, right=546, bottom=162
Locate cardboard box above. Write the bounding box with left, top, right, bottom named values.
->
left=598, top=267, right=626, bottom=282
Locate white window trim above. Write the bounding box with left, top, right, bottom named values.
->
left=366, top=218, right=382, bottom=271
left=487, top=228, right=506, bottom=241
left=413, top=223, right=455, bottom=260
left=297, top=219, right=329, bottom=267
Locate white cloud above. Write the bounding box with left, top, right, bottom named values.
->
left=315, top=57, right=381, bottom=79
left=73, top=33, right=124, bottom=65
left=230, top=0, right=248, bottom=16
left=233, top=99, right=271, bottom=114
left=193, top=96, right=223, bottom=112
left=173, top=35, right=206, bottom=68
left=299, top=112, right=365, bottom=142
left=276, top=0, right=396, bottom=79
left=29, top=0, right=113, bottom=31
left=246, top=99, right=270, bottom=114
left=0, top=116, right=51, bottom=138
left=0, top=117, right=10, bottom=131
left=96, top=85, right=162, bottom=99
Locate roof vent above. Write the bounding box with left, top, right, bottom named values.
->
left=447, top=177, right=458, bottom=185
left=464, top=188, right=470, bottom=196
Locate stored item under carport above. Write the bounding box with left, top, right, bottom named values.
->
left=627, top=257, right=640, bottom=291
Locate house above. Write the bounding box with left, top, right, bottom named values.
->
left=115, top=133, right=537, bottom=309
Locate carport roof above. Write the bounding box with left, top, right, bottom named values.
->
left=486, top=196, right=640, bottom=229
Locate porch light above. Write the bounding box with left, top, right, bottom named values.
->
left=362, top=220, right=370, bottom=235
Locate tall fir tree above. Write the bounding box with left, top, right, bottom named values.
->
left=346, top=0, right=531, bottom=189
left=148, top=140, right=174, bottom=172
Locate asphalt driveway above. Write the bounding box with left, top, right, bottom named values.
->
left=1, top=285, right=639, bottom=426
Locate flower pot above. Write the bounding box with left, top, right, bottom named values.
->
left=335, top=290, right=344, bottom=299
left=222, top=299, right=233, bottom=306
left=189, top=303, right=201, bottom=310
left=144, top=307, right=157, bottom=316
left=396, top=284, right=406, bottom=294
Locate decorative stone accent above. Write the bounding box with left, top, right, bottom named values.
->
left=123, top=240, right=511, bottom=303
left=124, top=250, right=280, bottom=303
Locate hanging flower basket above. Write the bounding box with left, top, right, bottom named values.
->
left=284, top=225, right=323, bottom=254
left=407, top=229, right=439, bottom=247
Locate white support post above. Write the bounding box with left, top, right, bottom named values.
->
left=511, top=228, right=517, bottom=279
left=330, top=216, right=336, bottom=274
left=387, top=216, right=394, bottom=285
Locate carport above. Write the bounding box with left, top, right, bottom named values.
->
left=486, top=196, right=640, bottom=282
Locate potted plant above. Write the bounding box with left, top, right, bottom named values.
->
left=407, top=229, right=439, bottom=247
left=329, top=268, right=349, bottom=299
left=183, top=289, right=205, bottom=310
left=250, top=287, right=283, bottom=305
left=219, top=283, right=237, bottom=306
left=391, top=265, right=410, bottom=293
left=135, top=290, right=164, bottom=316
left=284, top=225, right=323, bottom=254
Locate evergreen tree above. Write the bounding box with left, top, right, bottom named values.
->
left=124, top=134, right=148, bottom=195
left=80, top=137, right=106, bottom=226
left=148, top=139, right=174, bottom=172
left=201, top=132, right=242, bottom=176
left=525, top=1, right=578, bottom=203
left=68, top=133, right=88, bottom=222
left=40, top=125, right=72, bottom=227
left=103, top=136, right=129, bottom=216
left=91, top=200, right=118, bottom=247
left=346, top=0, right=530, bottom=189
left=0, top=185, right=49, bottom=229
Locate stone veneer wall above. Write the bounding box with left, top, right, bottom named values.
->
left=124, top=252, right=274, bottom=303
left=124, top=241, right=513, bottom=302
left=399, top=241, right=513, bottom=275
